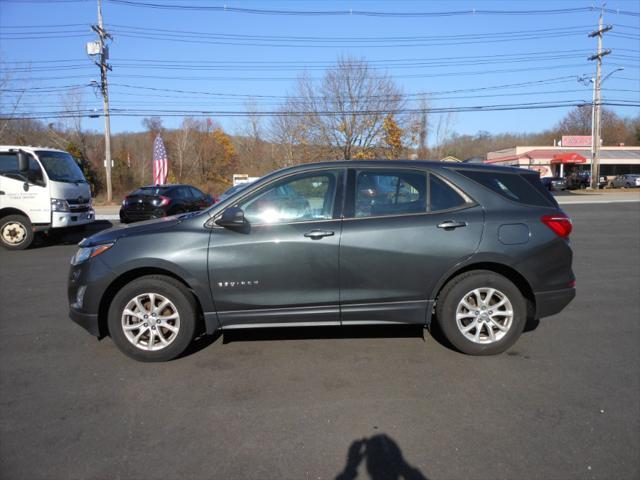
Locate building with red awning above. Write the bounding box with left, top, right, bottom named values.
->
left=485, top=145, right=640, bottom=179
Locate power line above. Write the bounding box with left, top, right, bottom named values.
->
left=5, top=100, right=640, bottom=121
left=102, top=2, right=640, bottom=18
left=1, top=52, right=603, bottom=73
left=0, top=75, right=590, bottom=99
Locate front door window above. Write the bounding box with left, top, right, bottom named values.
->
left=240, top=172, right=338, bottom=224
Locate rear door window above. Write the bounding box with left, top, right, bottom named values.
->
left=457, top=170, right=554, bottom=207
left=354, top=170, right=427, bottom=218
left=429, top=175, right=468, bottom=211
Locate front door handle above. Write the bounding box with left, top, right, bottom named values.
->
left=304, top=230, right=335, bottom=240
left=437, top=220, right=467, bottom=229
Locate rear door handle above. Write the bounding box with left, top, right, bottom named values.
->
left=437, top=220, right=467, bottom=229
left=304, top=230, right=335, bottom=240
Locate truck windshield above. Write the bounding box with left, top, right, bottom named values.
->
left=36, top=150, right=86, bottom=183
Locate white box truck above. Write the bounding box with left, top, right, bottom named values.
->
left=0, top=146, right=95, bottom=250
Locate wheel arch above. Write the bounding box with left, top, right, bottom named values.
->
left=431, top=262, right=536, bottom=321
left=97, top=267, right=206, bottom=338
left=0, top=207, right=30, bottom=220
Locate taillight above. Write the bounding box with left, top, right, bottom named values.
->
left=157, top=195, right=171, bottom=207
left=541, top=214, right=572, bottom=238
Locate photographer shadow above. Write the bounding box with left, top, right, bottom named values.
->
left=336, top=434, right=428, bottom=480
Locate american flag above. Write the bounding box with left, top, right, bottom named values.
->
left=152, top=134, right=168, bottom=185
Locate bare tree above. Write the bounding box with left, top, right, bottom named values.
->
left=432, top=111, right=456, bottom=159
left=289, top=56, right=404, bottom=160
left=236, top=99, right=268, bottom=171
left=555, top=106, right=629, bottom=145
left=173, top=117, right=197, bottom=182
left=407, top=95, right=429, bottom=159
left=0, top=61, right=29, bottom=139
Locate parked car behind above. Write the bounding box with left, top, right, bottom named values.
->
left=119, top=184, right=213, bottom=223
left=70, top=161, right=575, bottom=362
left=566, top=172, right=606, bottom=190
left=541, top=177, right=567, bottom=191
left=609, top=174, right=640, bottom=188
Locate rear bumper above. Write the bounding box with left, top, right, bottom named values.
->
left=69, top=308, right=101, bottom=337
left=119, top=207, right=164, bottom=223
left=535, top=287, right=576, bottom=318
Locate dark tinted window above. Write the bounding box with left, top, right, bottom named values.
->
left=457, top=170, right=552, bottom=207
left=173, top=187, right=191, bottom=200
left=429, top=174, right=467, bottom=211
left=189, top=187, right=204, bottom=199
left=355, top=170, right=426, bottom=218
left=523, top=174, right=559, bottom=208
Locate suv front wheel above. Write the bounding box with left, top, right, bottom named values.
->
left=108, top=275, right=197, bottom=362
left=436, top=270, right=526, bottom=355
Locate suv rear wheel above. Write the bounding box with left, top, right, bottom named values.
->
left=436, top=270, right=526, bottom=355
left=108, top=275, right=197, bottom=362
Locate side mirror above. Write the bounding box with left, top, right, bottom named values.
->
left=215, top=207, right=246, bottom=228
left=18, top=151, right=29, bottom=172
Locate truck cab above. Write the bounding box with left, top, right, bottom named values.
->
left=0, top=146, right=94, bottom=250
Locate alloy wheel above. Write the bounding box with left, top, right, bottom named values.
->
left=121, top=293, right=181, bottom=351
left=455, top=288, right=514, bottom=344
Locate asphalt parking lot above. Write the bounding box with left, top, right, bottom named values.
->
left=1, top=202, right=639, bottom=480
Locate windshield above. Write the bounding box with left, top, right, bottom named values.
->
left=36, top=150, right=86, bottom=183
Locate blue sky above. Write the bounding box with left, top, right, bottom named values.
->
left=1, top=0, right=639, bottom=142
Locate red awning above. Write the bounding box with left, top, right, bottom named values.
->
left=551, top=153, right=587, bottom=164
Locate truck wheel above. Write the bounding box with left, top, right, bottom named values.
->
left=108, top=275, right=198, bottom=362
left=435, top=270, right=526, bottom=355
left=0, top=215, right=34, bottom=250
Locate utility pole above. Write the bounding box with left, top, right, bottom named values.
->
left=91, top=0, right=113, bottom=202
left=588, top=7, right=612, bottom=189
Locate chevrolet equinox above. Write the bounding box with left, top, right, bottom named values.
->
left=69, top=161, right=575, bottom=361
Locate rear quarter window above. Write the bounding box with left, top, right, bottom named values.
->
left=456, top=170, right=555, bottom=207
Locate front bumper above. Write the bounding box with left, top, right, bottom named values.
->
left=52, top=209, right=95, bottom=228
left=535, top=287, right=576, bottom=318
left=68, top=255, right=115, bottom=338
left=69, top=308, right=101, bottom=337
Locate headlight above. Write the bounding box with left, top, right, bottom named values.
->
left=51, top=198, right=70, bottom=212
left=71, top=242, right=114, bottom=265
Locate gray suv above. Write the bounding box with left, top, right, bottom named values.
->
left=68, top=161, right=575, bottom=361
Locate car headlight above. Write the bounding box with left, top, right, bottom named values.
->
left=51, top=198, right=70, bottom=212
left=71, top=242, right=114, bottom=265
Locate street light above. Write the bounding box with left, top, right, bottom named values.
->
left=578, top=66, right=624, bottom=188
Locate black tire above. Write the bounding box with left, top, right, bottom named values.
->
left=0, top=214, right=34, bottom=250
left=435, top=270, right=526, bottom=355
left=108, top=275, right=198, bottom=362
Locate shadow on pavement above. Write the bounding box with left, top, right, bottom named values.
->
left=31, top=220, right=116, bottom=248
left=178, top=331, right=223, bottom=358
left=335, top=434, right=429, bottom=480
left=221, top=324, right=425, bottom=344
